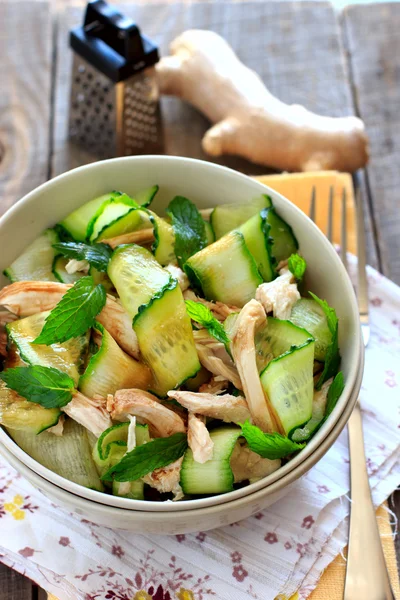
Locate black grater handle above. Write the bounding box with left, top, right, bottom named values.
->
left=84, top=0, right=144, bottom=62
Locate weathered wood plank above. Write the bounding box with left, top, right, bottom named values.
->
left=344, top=2, right=400, bottom=284
left=0, top=563, right=33, bottom=600
left=0, top=1, right=52, bottom=217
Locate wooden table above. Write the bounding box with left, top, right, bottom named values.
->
left=0, top=0, right=399, bottom=597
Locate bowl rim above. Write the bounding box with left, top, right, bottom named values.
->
left=0, top=155, right=363, bottom=512
left=0, top=357, right=363, bottom=523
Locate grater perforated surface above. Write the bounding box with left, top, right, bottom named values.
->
left=69, top=57, right=163, bottom=157
left=122, top=67, right=163, bottom=155
left=69, top=55, right=117, bottom=158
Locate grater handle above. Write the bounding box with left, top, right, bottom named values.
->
left=84, top=0, right=144, bottom=61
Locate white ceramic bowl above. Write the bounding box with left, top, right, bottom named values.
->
left=0, top=156, right=363, bottom=533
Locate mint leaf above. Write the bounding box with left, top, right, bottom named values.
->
left=167, top=196, right=207, bottom=268
left=309, top=292, right=340, bottom=389
left=53, top=242, right=112, bottom=272
left=0, top=365, right=74, bottom=408
left=102, top=432, right=188, bottom=482
left=240, top=420, right=305, bottom=459
left=324, top=371, right=344, bottom=418
left=288, top=253, right=307, bottom=281
left=185, top=300, right=230, bottom=348
left=33, top=276, right=106, bottom=345
left=292, top=372, right=345, bottom=442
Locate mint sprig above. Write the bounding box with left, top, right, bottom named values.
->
left=167, top=196, right=207, bottom=268
left=33, top=276, right=106, bottom=346
left=309, top=292, right=340, bottom=389
left=240, top=420, right=305, bottom=459
left=53, top=242, right=112, bottom=272
left=0, top=365, right=74, bottom=408
left=288, top=253, right=307, bottom=281
left=102, top=432, right=188, bottom=482
left=185, top=300, right=230, bottom=349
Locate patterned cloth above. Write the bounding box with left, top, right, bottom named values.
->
left=0, top=260, right=399, bottom=600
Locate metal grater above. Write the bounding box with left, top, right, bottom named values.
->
left=69, top=0, right=163, bottom=158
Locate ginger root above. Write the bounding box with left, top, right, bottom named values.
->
left=156, top=30, right=369, bottom=172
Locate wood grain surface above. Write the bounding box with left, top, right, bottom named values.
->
left=0, top=0, right=399, bottom=598
left=344, top=2, right=400, bottom=284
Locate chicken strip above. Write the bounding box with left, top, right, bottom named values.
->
left=255, top=267, right=300, bottom=320
left=47, top=415, right=65, bottom=436
left=231, top=299, right=278, bottom=433
left=107, top=389, right=186, bottom=438
left=63, top=391, right=112, bottom=437
left=164, top=264, right=190, bottom=292
left=102, top=228, right=155, bottom=249
left=0, top=281, right=140, bottom=358
left=187, top=413, right=214, bottom=463
left=193, top=329, right=242, bottom=389
left=312, top=377, right=333, bottom=416
left=183, top=289, right=239, bottom=320
left=0, top=311, right=17, bottom=357
left=168, top=390, right=251, bottom=424
left=142, top=457, right=184, bottom=498
left=230, top=441, right=281, bottom=482
left=199, top=375, right=228, bottom=394
left=65, top=259, right=90, bottom=274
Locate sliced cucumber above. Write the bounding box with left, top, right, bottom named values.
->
left=260, top=340, right=315, bottom=437
left=89, top=193, right=137, bottom=242
left=4, top=229, right=59, bottom=282
left=52, top=256, right=83, bottom=284
left=290, top=298, right=332, bottom=361
left=95, top=208, right=145, bottom=242
left=113, top=480, right=144, bottom=500
left=89, top=265, right=115, bottom=295
left=238, top=212, right=275, bottom=281
left=263, top=207, right=298, bottom=263
left=108, top=244, right=171, bottom=320
left=9, top=418, right=103, bottom=490
left=255, top=317, right=314, bottom=372
left=183, top=366, right=211, bottom=392
left=180, top=425, right=242, bottom=495
left=134, top=184, right=159, bottom=208
left=79, top=322, right=151, bottom=398
left=7, top=312, right=89, bottom=385
left=148, top=210, right=176, bottom=266
left=210, top=195, right=272, bottom=239
left=134, top=283, right=201, bottom=397
left=185, top=231, right=262, bottom=307
left=204, top=221, right=215, bottom=245
left=0, top=380, right=61, bottom=434
left=60, top=194, right=112, bottom=242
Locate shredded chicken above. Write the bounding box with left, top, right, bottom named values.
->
left=143, top=457, right=184, bottom=498
left=168, top=390, right=251, bottom=424
left=255, top=267, right=300, bottom=320
left=193, top=329, right=242, bottom=389
left=230, top=441, right=281, bottom=482
left=183, top=289, right=239, bottom=321
left=63, top=391, right=112, bottom=437
left=0, top=281, right=140, bottom=358
left=0, top=311, right=17, bottom=357
left=164, top=264, right=190, bottom=291
left=47, top=415, right=65, bottom=436
left=231, top=299, right=277, bottom=433
left=107, top=389, right=186, bottom=437
left=102, top=228, right=155, bottom=249
left=187, top=413, right=214, bottom=463
left=65, top=259, right=90, bottom=274
left=199, top=375, right=228, bottom=394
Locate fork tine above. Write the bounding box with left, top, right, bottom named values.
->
left=341, top=188, right=348, bottom=270
left=309, top=186, right=316, bottom=222
left=327, top=186, right=334, bottom=242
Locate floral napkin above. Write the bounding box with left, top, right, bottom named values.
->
left=0, top=258, right=399, bottom=600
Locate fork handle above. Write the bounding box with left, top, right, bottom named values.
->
left=344, top=401, right=395, bottom=600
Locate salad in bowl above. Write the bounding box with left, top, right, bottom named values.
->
left=0, top=184, right=344, bottom=503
